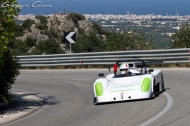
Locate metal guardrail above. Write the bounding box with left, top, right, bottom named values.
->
left=16, top=48, right=190, bottom=67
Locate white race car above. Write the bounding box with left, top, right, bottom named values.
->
left=93, top=59, right=165, bottom=105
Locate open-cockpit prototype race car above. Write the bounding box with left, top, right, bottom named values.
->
left=93, top=59, right=165, bottom=105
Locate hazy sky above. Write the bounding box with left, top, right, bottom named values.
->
left=16, top=0, right=190, bottom=15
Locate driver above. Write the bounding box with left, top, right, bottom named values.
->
left=120, top=63, right=130, bottom=74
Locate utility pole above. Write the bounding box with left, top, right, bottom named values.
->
left=176, top=10, right=180, bottom=21
left=64, top=3, right=67, bottom=15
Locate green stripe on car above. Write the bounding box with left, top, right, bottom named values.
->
left=95, top=82, right=103, bottom=96
left=141, top=78, right=151, bottom=92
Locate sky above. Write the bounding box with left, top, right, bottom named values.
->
left=15, top=0, right=190, bottom=15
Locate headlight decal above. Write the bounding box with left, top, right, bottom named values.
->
left=95, top=82, right=103, bottom=96
left=141, top=77, right=151, bottom=92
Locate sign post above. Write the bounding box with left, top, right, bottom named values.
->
left=64, top=32, right=76, bottom=53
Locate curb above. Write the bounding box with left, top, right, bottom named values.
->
left=0, top=90, right=44, bottom=125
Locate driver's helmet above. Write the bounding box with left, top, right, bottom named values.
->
left=120, top=63, right=129, bottom=74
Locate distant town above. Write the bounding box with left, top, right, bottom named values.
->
left=17, top=13, right=190, bottom=21
left=16, top=13, right=190, bottom=32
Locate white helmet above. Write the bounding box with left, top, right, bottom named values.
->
left=120, top=63, right=129, bottom=74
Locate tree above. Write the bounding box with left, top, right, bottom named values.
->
left=105, top=32, right=124, bottom=51
left=171, top=24, right=190, bottom=48
left=0, top=0, right=20, bottom=54
left=129, top=31, right=154, bottom=50
left=0, top=50, right=20, bottom=102
left=104, top=30, right=154, bottom=51
left=0, top=0, right=20, bottom=102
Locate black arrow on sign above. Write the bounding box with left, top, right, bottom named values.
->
left=64, top=32, right=76, bottom=43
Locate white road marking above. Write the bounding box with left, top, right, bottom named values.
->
left=139, top=92, right=173, bottom=126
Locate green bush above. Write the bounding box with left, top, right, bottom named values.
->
left=36, top=38, right=61, bottom=54
left=15, top=24, right=24, bottom=37
left=43, top=29, right=58, bottom=38
left=35, top=15, right=48, bottom=25
left=0, top=50, right=20, bottom=101
left=35, top=15, right=48, bottom=30
left=12, top=39, right=29, bottom=55
left=27, top=27, right=32, bottom=32
left=93, top=22, right=107, bottom=35
left=25, top=37, right=36, bottom=47
left=35, top=24, right=48, bottom=30
left=67, top=12, right=86, bottom=25
left=31, top=48, right=41, bottom=55
left=22, top=19, right=33, bottom=29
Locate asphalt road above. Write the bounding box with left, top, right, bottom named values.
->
left=4, top=69, right=190, bottom=126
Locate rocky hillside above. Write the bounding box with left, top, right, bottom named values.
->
left=13, top=12, right=154, bottom=55
left=17, top=13, right=94, bottom=43
left=15, top=13, right=97, bottom=54
left=47, top=14, right=94, bottom=36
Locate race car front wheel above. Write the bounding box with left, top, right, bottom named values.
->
left=93, top=97, right=98, bottom=105
left=151, top=79, right=156, bottom=98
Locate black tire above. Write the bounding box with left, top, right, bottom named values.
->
left=151, top=79, right=156, bottom=98
left=161, top=73, right=165, bottom=92
left=93, top=97, right=98, bottom=105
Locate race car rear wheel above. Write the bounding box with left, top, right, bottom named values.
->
left=93, top=97, right=98, bottom=105
left=161, top=73, right=165, bottom=92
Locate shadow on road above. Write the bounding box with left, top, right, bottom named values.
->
left=0, top=91, right=59, bottom=115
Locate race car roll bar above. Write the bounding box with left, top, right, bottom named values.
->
left=114, top=58, right=147, bottom=75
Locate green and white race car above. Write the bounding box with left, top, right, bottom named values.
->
left=93, top=59, right=165, bottom=105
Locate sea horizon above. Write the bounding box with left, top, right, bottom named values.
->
left=16, top=0, right=190, bottom=16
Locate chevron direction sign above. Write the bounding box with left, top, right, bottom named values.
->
left=64, top=32, right=76, bottom=43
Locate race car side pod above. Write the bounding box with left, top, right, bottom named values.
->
left=114, top=64, right=117, bottom=76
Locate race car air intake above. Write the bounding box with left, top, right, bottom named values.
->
left=141, top=77, right=151, bottom=92
left=95, top=82, right=103, bottom=96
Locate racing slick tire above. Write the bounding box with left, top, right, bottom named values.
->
left=151, top=79, right=156, bottom=98
left=161, top=73, right=165, bottom=92
left=93, top=97, right=98, bottom=105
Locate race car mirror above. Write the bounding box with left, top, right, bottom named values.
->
left=148, top=69, right=154, bottom=73
left=114, top=64, right=117, bottom=75
left=98, top=73, right=104, bottom=77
